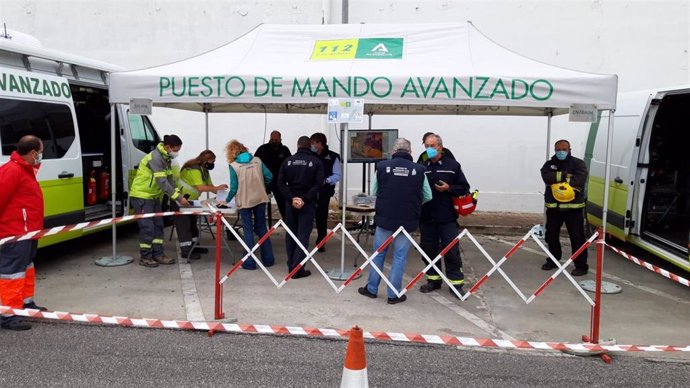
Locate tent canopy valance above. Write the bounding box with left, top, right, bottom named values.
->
left=109, top=22, right=617, bottom=115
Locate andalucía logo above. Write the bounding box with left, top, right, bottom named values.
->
left=311, top=38, right=403, bottom=60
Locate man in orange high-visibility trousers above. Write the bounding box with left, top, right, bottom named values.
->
left=0, top=136, right=47, bottom=331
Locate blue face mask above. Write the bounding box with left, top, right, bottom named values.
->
left=426, top=147, right=438, bottom=159
left=555, top=150, right=568, bottom=161
left=310, top=145, right=318, bottom=153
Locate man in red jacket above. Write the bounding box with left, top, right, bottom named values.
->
left=0, top=135, right=47, bottom=330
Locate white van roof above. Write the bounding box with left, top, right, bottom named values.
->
left=0, top=33, right=122, bottom=72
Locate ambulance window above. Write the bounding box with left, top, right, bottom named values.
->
left=128, top=113, right=159, bottom=153
left=0, top=98, right=75, bottom=158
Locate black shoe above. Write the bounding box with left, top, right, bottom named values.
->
left=450, top=285, right=465, bottom=299
left=541, top=260, right=559, bottom=271
left=181, top=248, right=201, bottom=261
left=193, top=247, right=209, bottom=254
left=419, top=281, right=442, bottom=293
left=317, top=246, right=326, bottom=253
left=387, top=295, right=407, bottom=305
left=0, top=316, right=31, bottom=331
left=23, top=302, right=47, bottom=311
left=292, top=270, right=312, bottom=279
left=570, top=267, right=588, bottom=277
left=358, top=287, right=377, bottom=299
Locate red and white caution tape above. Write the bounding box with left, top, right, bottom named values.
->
left=0, top=211, right=211, bottom=246
left=605, top=243, right=690, bottom=288
left=2, top=305, right=688, bottom=353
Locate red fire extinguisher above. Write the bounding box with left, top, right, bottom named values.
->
left=87, top=170, right=97, bottom=205
left=98, top=169, right=110, bottom=201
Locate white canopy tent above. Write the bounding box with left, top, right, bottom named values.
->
left=107, top=22, right=618, bottom=279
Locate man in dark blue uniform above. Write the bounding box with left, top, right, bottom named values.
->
left=309, top=132, right=341, bottom=252
left=358, top=138, right=432, bottom=304
left=278, top=136, right=324, bottom=279
left=418, top=134, right=471, bottom=297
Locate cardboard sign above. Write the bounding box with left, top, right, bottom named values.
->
left=130, top=98, right=152, bottom=115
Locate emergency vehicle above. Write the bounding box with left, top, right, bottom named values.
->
left=0, top=30, right=161, bottom=247
left=586, top=86, right=690, bottom=272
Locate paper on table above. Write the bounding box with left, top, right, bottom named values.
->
left=216, top=189, right=229, bottom=200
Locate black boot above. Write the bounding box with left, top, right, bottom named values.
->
left=419, top=281, right=442, bottom=293
left=181, top=247, right=201, bottom=261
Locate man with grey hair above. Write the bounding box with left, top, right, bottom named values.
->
left=418, top=133, right=471, bottom=297
left=358, top=138, right=432, bottom=304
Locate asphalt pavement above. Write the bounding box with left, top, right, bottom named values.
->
left=1, top=321, right=689, bottom=387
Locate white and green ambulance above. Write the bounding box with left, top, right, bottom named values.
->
left=586, top=86, right=690, bottom=272
left=0, top=33, right=161, bottom=247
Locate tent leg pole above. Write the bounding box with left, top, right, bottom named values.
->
left=96, top=104, right=133, bottom=267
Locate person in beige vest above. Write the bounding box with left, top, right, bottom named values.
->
left=224, top=140, right=275, bottom=270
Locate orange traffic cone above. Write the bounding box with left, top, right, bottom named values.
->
left=340, top=326, right=368, bottom=388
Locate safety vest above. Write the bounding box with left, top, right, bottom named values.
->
left=179, top=165, right=212, bottom=200
left=130, top=143, right=181, bottom=200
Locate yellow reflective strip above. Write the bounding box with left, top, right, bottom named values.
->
left=449, top=279, right=465, bottom=285
left=153, top=172, right=167, bottom=178
left=556, top=171, right=562, bottom=181
left=152, top=239, right=164, bottom=244
left=139, top=243, right=152, bottom=248
left=545, top=203, right=558, bottom=208
left=426, top=275, right=442, bottom=281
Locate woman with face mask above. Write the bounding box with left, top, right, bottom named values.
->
left=130, top=134, right=189, bottom=268
left=175, top=150, right=228, bottom=261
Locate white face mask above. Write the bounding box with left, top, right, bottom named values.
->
left=168, top=151, right=179, bottom=159
left=34, top=151, right=43, bottom=165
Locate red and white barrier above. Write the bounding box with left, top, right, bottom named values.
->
left=0, top=211, right=211, bottom=246
left=605, top=243, right=690, bottom=288
left=2, top=305, right=688, bottom=353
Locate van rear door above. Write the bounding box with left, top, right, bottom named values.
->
left=0, top=70, right=83, bottom=232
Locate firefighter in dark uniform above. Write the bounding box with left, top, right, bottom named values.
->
left=310, top=132, right=341, bottom=252
left=418, top=134, right=471, bottom=297
left=540, top=139, right=589, bottom=276
left=278, top=136, right=324, bottom=279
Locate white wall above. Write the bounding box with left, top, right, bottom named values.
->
left=1, top=0, right=688, bottom=212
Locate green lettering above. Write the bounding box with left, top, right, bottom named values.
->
left=200, top=76, right=213, bottom=97
left=159, top=77, right=171, bottom=96
left=213, top=76, right=224, bottom=97
left=313, top=77, right=331, bottom=97
left=9, top=75, right=20, bottom=92
left=171, top=77, right=185, bottom=97
left=489, top=79, right=509, bottom=99
left=474, top=77, right=490, bottom=99
left=51, top=81, right=62, bottom=97
left=453, top=78, right=472, bottom=98
left=271, top=77, right=283, bottom=97
left=187, top=77, right=199, bottom=97
left=353, top=76, right=369, bottom=97
left=61, top=83, right=71, bottom=98
left=292, top=78, right=312, bottom=97
left=431, top=78, right=450, bottom=98
left=0, top=73, right=6, bottom=90
left=529, top=79, right=553, bottom=101
left=31, top=78, right=41, bottom=95
left=510, top=79, right=529, bottom=99
left=254, top=77, right=270, bottom=97
left=332, top=77, right=351, bottom=97
left=224, top=76, right=245, bottom=97
left=42, top=80, right=53, bottom=96
left=19, top=76, right=31, bottom=94
left=417, top=77, right=435, bottom=98
left=400, top=77, right=419, bottom=98
left=370, top=77, right=392, bottom=98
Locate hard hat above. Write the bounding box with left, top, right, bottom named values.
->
left=551, top=182, right=575, bottom=203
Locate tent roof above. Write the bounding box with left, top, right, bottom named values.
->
left=109, top=22, right=617, bottom=115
